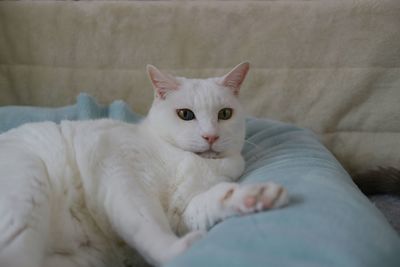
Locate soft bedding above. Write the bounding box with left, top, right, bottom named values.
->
left=0, top=94, right=399, bottom=267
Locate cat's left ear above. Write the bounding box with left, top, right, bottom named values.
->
left=219, top=62, right=250, bottom=96
left=147, top=65, right=180, bottom=99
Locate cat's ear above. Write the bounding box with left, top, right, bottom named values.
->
left=219, top=62, right=250, bottom=96
left=147, top=65, right=180, bottom=99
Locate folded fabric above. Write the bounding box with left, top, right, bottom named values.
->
left=1, top=94, right=399, bottom=267
left=0, top=93, right=141, bottom=134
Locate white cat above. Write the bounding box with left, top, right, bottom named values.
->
left=0, top=63, right=288, bottom=267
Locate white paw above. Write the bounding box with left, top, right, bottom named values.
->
left=177, top=230, right=205, bottom=250
left=162, top=230, right=205, bottom=264
left=221, top=182, right=289, bottom=215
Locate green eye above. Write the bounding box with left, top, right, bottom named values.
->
left=177, top=109, right=195, bottom=121
left=218, top=108, right=233, bottom=120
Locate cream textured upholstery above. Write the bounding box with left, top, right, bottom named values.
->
left=1, top=0, right=399, bottom=175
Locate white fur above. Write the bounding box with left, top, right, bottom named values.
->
left=0, top=63, right=288, bottom=267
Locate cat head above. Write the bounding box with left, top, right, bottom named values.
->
left=146, top=62, right=249, bottom=159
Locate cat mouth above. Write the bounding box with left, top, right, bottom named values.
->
left=195, top=149, right=222, bottom=159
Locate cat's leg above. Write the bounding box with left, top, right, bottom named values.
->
left=103, top=179, right=204, bottom=266
left=0, top=156, right=50, bottom=267
left=181, top=181, right=289, bottom=232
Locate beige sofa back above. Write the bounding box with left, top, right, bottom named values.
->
left=1, top=1, right=399, bottom=174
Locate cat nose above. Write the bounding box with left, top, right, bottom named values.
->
left=202, top=135, right=219, bottom=145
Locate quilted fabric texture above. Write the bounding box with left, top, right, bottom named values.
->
left=1, top=94, right=399, bottom=267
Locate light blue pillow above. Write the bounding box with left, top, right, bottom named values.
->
left=0, top=93, right=141, bottom=133
left=1, top=94, right=399, bottom=267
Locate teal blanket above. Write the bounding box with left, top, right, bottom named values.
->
left=1, top=94, right=399, bottom=267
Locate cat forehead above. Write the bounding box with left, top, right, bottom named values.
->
left=176, top=77, right=219, bottom=90
left=169, top=77, right=237, bottom=107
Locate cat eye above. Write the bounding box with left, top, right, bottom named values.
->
left=177, top=109, right=196, bottom=121
left=218, top=108, right=233, bottom=120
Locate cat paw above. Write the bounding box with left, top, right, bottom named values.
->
left=157, top=231, right=205, bottom=266
left=221, top=182, right=289, bottom=215
left=165, top=230, right=205, bottom=262
left=149, top=230, right=205, bottom=266
left=177, top=230, right=205, bottom=250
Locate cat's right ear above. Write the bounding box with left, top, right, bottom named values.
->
left=219, top=62, right=250, bottom=96
left=147, top=65, right=180, bottom=100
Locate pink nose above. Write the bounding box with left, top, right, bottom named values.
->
left=202, top=135, right=219, bottom=145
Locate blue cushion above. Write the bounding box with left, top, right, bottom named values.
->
left=0, top=93, right=141, bottom=133
left=1, top=94, right=399, bottom=267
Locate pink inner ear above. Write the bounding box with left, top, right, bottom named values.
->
left=222, top=62, right=250, bottom=96
left=152, top=77, right=179, bottom=99
left=147, top=65, right=180, bottom=99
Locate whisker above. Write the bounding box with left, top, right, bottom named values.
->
left=243, top=139, right=265, bottom=161
left=244, top=139, right=262, bottom=149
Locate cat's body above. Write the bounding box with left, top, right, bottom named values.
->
left=0, top=118, right=243, bottom=267
left=0, top=63, right=288, bottom=267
